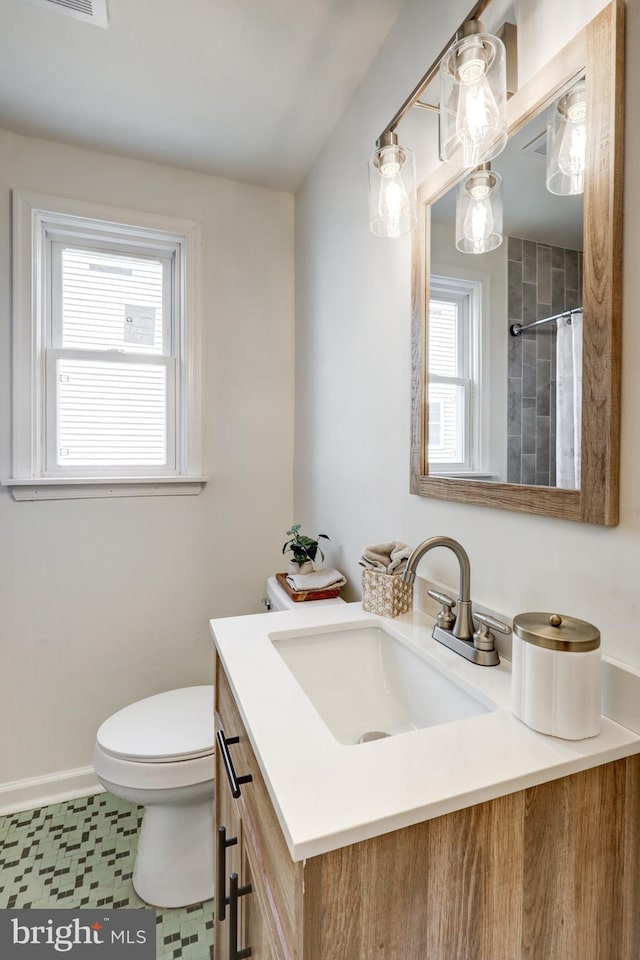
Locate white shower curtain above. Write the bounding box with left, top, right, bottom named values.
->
left=555, top=310, right=583, bottom=489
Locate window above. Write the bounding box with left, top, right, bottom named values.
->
left=6, top=192, right=203, bottom=500
left=428, top=276, right=481, bottom=473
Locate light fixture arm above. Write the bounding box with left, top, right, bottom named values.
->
left=375, top=0, right=493, bottom=149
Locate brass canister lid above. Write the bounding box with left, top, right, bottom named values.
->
left=513, top=612, right=600, bottom=652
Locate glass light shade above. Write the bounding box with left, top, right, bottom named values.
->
left=546, top=80, right=587, bottom=196
left=456, top=167, right=503, bottom=254
left=368, top=143, right=417, bottom=238
left=439, top=31, right=508, bottom=166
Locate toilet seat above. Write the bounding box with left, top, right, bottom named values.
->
left=93, top=686, right=215, bottom=790
left=96, top=686, right=214, bottom=763
left=93, top=742, right=215, bottom=790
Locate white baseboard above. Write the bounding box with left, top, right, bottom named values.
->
left=0, top=766, right=104, bottom=817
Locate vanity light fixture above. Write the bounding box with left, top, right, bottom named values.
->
left=546, top=79, right=587, bottom=195
left=368, top=131, right=417, bottom=238
left=439, top=20, right=508, bottom=166
left=368, top=0, right=516, bottom=239
left=455, top=163, right=503, bottom=254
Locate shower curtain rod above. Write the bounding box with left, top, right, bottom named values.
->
left=509, top=307, right=583, bottom=337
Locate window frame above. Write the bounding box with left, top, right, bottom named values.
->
left=427, top=274, right=482, bottom=475
left=5, top=191, right=204, bottom=500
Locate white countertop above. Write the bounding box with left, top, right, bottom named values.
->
left=209, top=603, right=640, bottom=861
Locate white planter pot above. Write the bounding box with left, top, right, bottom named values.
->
left=287, top=560, right=314, bottom=575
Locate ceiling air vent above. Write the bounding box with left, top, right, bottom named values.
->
left=26, top=0, right=109, bottom=28
left=521, top=129, right=548, bottom=159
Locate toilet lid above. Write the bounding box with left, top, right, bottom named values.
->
left=96, top=686, right=214, bottom=762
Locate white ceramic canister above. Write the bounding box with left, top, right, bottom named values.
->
left=511, top=612, right=601, bottom=740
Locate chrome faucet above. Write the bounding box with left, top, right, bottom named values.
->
left=402, top=536, right=507, bottom=666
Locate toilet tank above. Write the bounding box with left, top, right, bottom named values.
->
left=264, top=575, right=346, bottom=612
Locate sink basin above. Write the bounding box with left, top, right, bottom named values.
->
left=270, top=620, right=497, bottom=746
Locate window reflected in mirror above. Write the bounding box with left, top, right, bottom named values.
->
left=428, top=277, right=480, bottom=473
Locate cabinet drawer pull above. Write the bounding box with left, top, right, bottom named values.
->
left=217, top=826, right=238, bottom=922
left=217, top=730, right=252, bottom=799
left=229, top=872, right=252, bottom=960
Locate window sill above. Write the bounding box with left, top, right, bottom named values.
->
left=2, top=476, right=208, bottom=501
left=428, top=471, right=499, bottom=481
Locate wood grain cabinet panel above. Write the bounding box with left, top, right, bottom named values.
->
left=241, top=849, right=278, bottom=960
left=214, top=653, right=640, bottom=960
left=521, top=762, right=639, bottom=960
left=216, top=663, right=302, bottom=959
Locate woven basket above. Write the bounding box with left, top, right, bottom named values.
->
left=361, top=569, right=413, bottom=618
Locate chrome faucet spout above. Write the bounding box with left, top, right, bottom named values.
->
left=402, top=535, right=501, bottom=665
left=402, top=536, right=473, bottom=640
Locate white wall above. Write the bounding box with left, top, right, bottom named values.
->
left=0, top=130, right=295, bottom=786
left=295, top=0, right=640, bottom=669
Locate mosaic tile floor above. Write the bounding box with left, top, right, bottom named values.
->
left=0, top=792, right=214, bottom=960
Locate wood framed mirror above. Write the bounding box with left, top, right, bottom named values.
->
left=410, top=0, right=624, bottom=525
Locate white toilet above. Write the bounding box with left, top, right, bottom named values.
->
left=93, top=578, right=344, bottom=908
left=93, top=685, right=215, bottom=908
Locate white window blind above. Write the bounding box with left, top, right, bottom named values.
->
left=428, top=277, right=481, bottom=471
left=428, top=399, right=445, bottom=450
left=57, top=247, right=165, bottom=354
left=429, top=298, right=459, bottom=377
left=52, top=357, right=170, bottom=467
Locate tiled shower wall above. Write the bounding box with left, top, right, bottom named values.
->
left=507, top=236, right=582, bottom=486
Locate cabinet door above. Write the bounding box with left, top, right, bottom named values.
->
left=216, top=662, right=301, bottom=957
left=215, top=659, right=298, bottom=960
left=241, top=848, right=277, bottom=960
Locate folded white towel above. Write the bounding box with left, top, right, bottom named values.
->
left=286, top=567, right=346, bottom=592
left=388, top=543, right=412, bottom=575
left=359, top=541, right=412, bottom=576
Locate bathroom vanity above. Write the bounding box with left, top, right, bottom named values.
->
left=211, top=604, right=640, bottom=959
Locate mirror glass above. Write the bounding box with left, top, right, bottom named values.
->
left=411, top=0, right=623, bottom=526
left=428, top=92, right=584, bottom=488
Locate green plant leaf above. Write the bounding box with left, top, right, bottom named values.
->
left=283, top=524, right=330, bottom=564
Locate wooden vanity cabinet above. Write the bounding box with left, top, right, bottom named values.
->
left=214, top=653, right=640, bottom=960
left=215, top=660, right=298, bottom=960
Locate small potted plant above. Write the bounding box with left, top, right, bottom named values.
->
left=282, top=524, right=329, bottom=575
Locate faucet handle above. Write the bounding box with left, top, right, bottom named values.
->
left=428, top=589, right=456, bottom=631
left=473, top=612, right=511, bottom=651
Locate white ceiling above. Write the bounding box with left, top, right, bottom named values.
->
left=0, top=0, right=405, bottom=191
